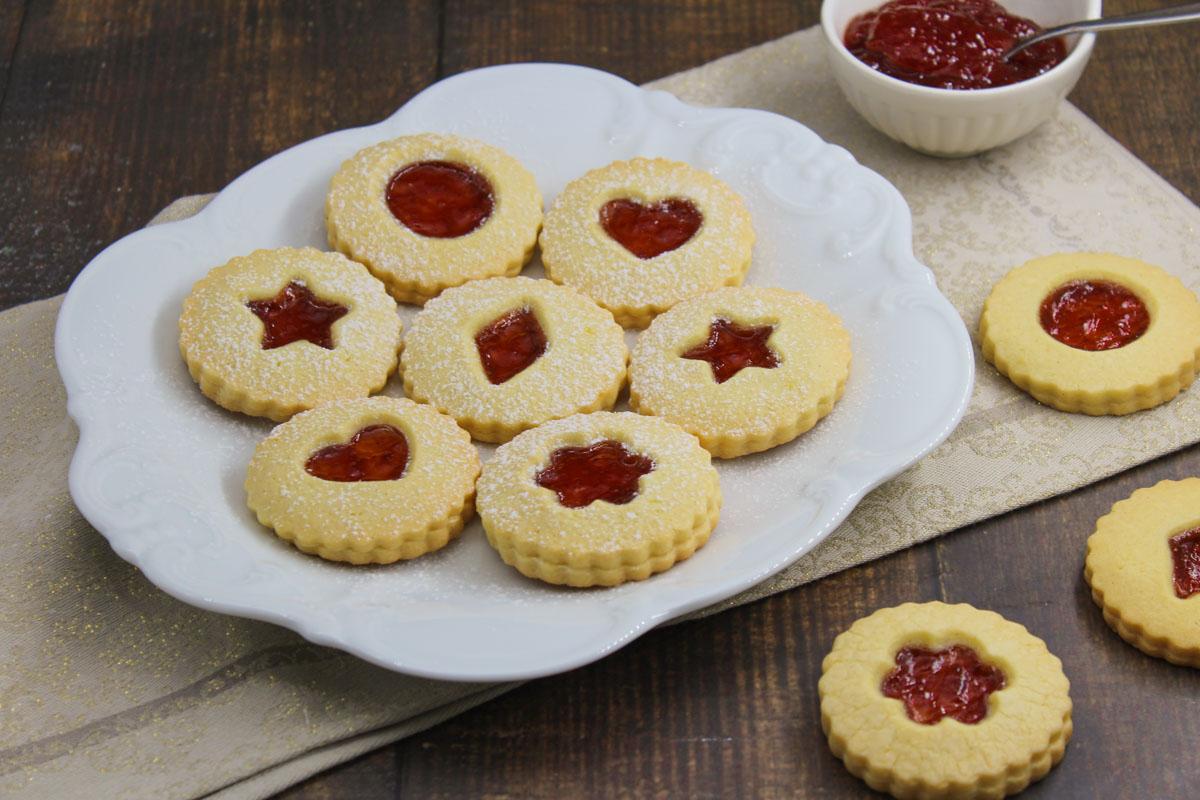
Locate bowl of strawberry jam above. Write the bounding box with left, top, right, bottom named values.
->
left=821, top=0, right=1101, bottom=156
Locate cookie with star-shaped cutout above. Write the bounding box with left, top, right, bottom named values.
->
left=179, top=247, right=402, bottom=421
left=629, top=286, right=852, bottom=457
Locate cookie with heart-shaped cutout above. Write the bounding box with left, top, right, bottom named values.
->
left=539, top=158, right=754, bottom=328
left=245, top=396, right=480, bottom=564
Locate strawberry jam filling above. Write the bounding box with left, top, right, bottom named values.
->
left=1039, top=280, right=1150, bottom=351
left=1169, top=526, right=1200, bottom=599
left=304, top=424, right=410, bottom=482
left=535, top=440, right=655, bottom=509
left=599, top=197, right=702, bottom=259
left=844, top=0, right=1067, bottom=91
left=474, top=306, right=548, bottom=385
left=681, top=317, right=780, bottom=383
left=246, top=281, right=348, bottom=350
left=881, top=644, right=1006, bottom=724
left=386, top=160, right=494, bottom=238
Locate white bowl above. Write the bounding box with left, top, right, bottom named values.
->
left=821, top=0, right=1102, bottom=156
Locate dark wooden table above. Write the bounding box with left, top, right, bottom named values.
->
left=4, top=1, right=1198, bottom=797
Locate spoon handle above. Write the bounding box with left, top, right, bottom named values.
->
left=1007, top=2, right=1200, bottom=58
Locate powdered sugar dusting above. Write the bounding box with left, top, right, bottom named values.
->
left=401, top=276, right=627, bottom=431
left=326, top=134, right=542, bottom=291
left=540, top=158, right=753, bottom=315
left=630, top=286, right=850, bottom=441
left=179, top=247, right=401, bottom=408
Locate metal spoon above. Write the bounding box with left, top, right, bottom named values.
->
left=1005, top=2, right=1200, bottom=59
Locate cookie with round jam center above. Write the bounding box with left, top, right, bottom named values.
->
left=681, top=317, right=779, bottom=384
left=1169, top=526, right=1200, bottom=600
left=1039, top=280, right=1150, bottom=351
left=535, top=440, right=655, bottom=509
left=304, top=424, right=410, bottom=482
left=882, top=644, right=1006, bottom=725
left=474, top=306, right=548, bottom=385
left=246, top=281, right=349, bottom=351
left=385, top=160, right=495, bottom=239
left=599, top=197, right=703, bottom=259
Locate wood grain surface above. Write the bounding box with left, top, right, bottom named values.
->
left=4, top=1, right=1199, bottom=798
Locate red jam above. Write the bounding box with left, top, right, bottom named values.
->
left=474, top=307, right=548, bottom=385
left=385, top=160, right=494, bottom=238
left=535, top=440, right=655, bottom=509
left=844, top=0, right=1067, bottom=90
left=681, top=318, right=780, bottom=384
left=1169, top=527, right=1200, bottom=599
left=246, top=281, right=348, bottom=350
left=304, top=424, right=410, bottom=482
left=599, top=198, right=703, bottom=259
left=1039, top=280, right=1150, bottom=351
left=882, top=644, right=1006, bottom=724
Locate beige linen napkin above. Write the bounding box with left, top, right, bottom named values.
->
left=5, top=26, right=1200, bottom=799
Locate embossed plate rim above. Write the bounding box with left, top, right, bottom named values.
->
left=56, top=63, right=974, bottom=681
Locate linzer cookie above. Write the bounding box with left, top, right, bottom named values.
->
left=981, top=253, right=1200, bottom=415
left=476, top=411, right=720, bottom=587
left=629, top=286, right=851, bottom=457
left=1085, top=478, right=1200, bottom=667
left=400, top=276, right=628, bottom=443
left=819, top=602, right=1072, bottom=800
left=178, top=247, right=401, bottom=421
left=539, top=157, right=754, bottom=327
left=325, top=133, right=543, bottom=304
left=245, top=397, right=479, bottom=565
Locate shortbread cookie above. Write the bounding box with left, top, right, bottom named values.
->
left=1085, top=478, right=1200, bottom=667
left=820, top=602, right=1072, bottom=800
left=981, top=252, right=1200, bottom=415
left=629, top=286, right=851, bottom=457
left=539, top=157, right=754, bottom=327
left=179, top=247, right=401, bottom=421
left=476, top=411, right=720, bottom=587
left=245, top=396, right=479, bottom=565
left=326, top=133, right=543, bottom=304
left=401, top=276, right=628, bottom=443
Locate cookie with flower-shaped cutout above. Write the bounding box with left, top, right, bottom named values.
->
left=179, top=247, right=401, bottom=421
left=400, top=276, right=628, bottom=443
left=629, top=286, right=851, bottom=457
left=245, top=396, right=479, bottom=565
left=539, top=157, right=754, bottom=327
left=1085, top=478, right=1200, bottom=667
left=819, top=602, right=1072, bottom=800
left=476, top=411, right=720, bottom=587
left=326, top=133, right=543, bottom=304
left=981, top=252, right=1200, bottom=415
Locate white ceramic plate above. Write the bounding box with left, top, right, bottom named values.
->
left=57, top=64, right=973, bottom=681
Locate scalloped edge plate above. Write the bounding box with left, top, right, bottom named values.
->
left=56, top=64, right=973, bottom=681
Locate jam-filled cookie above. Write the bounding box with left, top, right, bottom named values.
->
left=539, top=157, right=754, bottom=328
left=476, top=411, right=720, bottom=587
left=401, top=276, right=628, bottom=443
left=820, top=602, right=1072, bottom=800
left=981, top=252, right=1200, bottom=415
left=1085, top=478, right=1200, bottom=667
left=326, top=133, right=543, bottom=304
left=245, top=396, right=479, bottom=565
left=629, top=286, right=851, bottom=458
left=179, top=247, right=401, bottom=421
